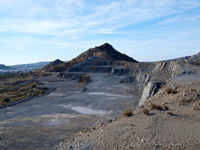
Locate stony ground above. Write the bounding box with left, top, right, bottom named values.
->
left=56, top=79, right=200, bottom=150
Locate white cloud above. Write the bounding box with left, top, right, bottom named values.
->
left=0, top=0, right=200, bottom=35
left=0, top=0, right=200, bottom=65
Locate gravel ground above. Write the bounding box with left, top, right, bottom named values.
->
left=56, top=80, right=200, bottom=150
left=0, top=74, right=138, bottom=150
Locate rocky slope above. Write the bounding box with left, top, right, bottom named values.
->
left=55, top=77, right=200, bottom=150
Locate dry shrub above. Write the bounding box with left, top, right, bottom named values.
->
left=179, top=99, right=193, bottom=106
left=193, top=102, right=200, bottom=110
left=140, top=105, right=145, bottom=108
left=123, top=109, right=133, bottom=117
left=142, top=108, right=149, bottom=115
left=150, top=103, right=163, bottom=110
left=166, top=87, right=176, bottom=94
left=162, top=105, right=169, bottom=110
left=167, top=112, right=173, bottom=115
left=191, top=88, right=196, bottom=92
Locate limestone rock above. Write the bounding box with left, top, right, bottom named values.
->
left=139, top=81, right=165, bottom=106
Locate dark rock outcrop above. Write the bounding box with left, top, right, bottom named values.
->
left=111, top=68, right=133, bottom=76
left=119, top=77, right=136, bottom=83
left=59, top=72, right=92, bottom=83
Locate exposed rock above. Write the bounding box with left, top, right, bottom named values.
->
left=67, top=66, right=113, bottom=73
left=139, top=81, right=165, bottom=106
left=82, top=87, right=88, bottom=92
left=119, top=76, right=135, bottom=83
left=111, top=68, right=133, bottom=76
left=136, top=72, right=151, bottom=87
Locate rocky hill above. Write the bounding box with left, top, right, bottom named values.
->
left=41, top=43, right=138, bottom=72
left=41, top=59, right=65, bottom=71
left=71, top=43, right=137, bottom=63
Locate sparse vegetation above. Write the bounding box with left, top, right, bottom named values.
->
left=142, top=108, right=149, bottom=115
left=166, top=87, right=177, bottom=94
left=123, top=109, right=133, bottom=117
left=0, top=80, right=48, bottom=106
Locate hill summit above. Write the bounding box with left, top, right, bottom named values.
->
left=72, top=43, right=138, bottom=63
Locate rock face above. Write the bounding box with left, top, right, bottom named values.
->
left=59, top=72, right=91, bottom=83
left=136, top=72, right=151, bottom=87
left=119, top=76, right=136, bottom=83
left=139, top=81, right=165, bottom=106
left=111, top=68, right=133, bottom=76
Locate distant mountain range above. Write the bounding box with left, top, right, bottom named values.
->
left=11, top=61, right=51, bottom=69
left=0, top=61, right=51, bottom=73
left=0, top=64, right=10, bottom=70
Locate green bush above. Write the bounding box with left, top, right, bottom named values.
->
left=4, top=97, right=10, bottom=102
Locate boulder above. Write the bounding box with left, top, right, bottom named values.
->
left=82, top=87, right=88, bottom=92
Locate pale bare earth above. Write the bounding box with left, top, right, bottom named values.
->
left=56, top=78, right=200, bottom=150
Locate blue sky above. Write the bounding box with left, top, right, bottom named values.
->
left=0, top=0, right=200, bottom=65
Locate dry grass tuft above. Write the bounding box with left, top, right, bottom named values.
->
left=142, top=108, right=149, bottom=115
left=166, top=87, right=177, bottom=94
left=193, top=102, right=200, bottom=110
left=150, top=103, right=163, bottom=110
left=162, top=105, right=169, bottom=110
left=140, top=105, right=145, bottom=108
left=123, top=109, right=133, bottom=117
left=167, top=112, right=173, bottom=115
